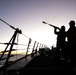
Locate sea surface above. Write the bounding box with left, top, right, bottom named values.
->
left=0, top=51, right=31, bottom=68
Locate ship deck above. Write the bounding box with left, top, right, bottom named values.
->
left=7, top=48, right=76, bottom=75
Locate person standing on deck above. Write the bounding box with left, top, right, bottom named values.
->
left=54, top=25, right=66, bottom=60
left=66, top=20, right=76, bottom=63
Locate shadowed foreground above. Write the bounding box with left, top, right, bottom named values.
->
left=7, top=48, right=76, bottom=75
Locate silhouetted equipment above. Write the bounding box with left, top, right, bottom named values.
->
left=0, top=18, right=16, bottom=30
left=1, top=19, right=76, bottom=75
left=42, top=21, right=60, bottom=30
left=0, top=18, right=50, bottom=75
left=0, top=18, right=22, bottom=75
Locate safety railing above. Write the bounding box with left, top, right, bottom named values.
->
left=0, top=18, right=49, bottom=75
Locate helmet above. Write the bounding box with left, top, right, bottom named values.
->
left=61, top=25, right=65, bottom=30
left=69, top=20, right=75, bottom=25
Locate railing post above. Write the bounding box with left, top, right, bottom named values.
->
left=31, top=41, right=36, bottom=57
left=26, top=38, right=31, bottom=56
left=3, top=28, right=22, bottom=75
left=35, top=42, right=39, bottom=54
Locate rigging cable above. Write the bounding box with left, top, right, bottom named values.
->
left=0, top=18, right=48, bottom=47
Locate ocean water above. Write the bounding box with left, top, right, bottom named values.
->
left=0, top=54, right=24, bottom=67
left=0, top=46, right=40, bottom=68
left=0, top=48, right=33, bottom=68
left=0, top=34, right=43, bottom=68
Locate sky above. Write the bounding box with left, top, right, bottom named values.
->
left=0, top=0, right=76, bottom=50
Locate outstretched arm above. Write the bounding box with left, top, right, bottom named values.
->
left=54, top=27, right=60, bottom=35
